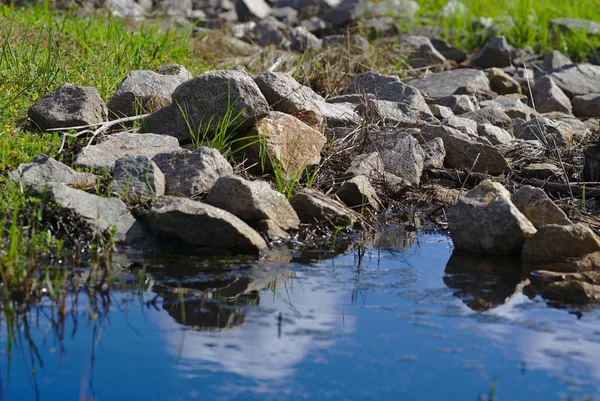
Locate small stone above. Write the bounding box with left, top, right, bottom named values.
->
left=435, top=95, right=479, bottom=115
left=112, top=156, right=165, bottom=203
left=442, top=115, right=478, bottom=136
left=572, top=93, right=600, bottom=118
left=395, top=36, right=446, bottom=69
left=479, top=96, right=537, bottom=120
left=289, top=26, right=322, bottom=53
left=235, top=0, right=271, bottom=21
left=521, top=163, right=562, bottom=179
left=421, top=137, right=446, bottom=169
left=477, top=123, right=513, bottom=145
left=429, top=104, right=454, bottom=119
left=513, top=117, right=573, bottom=148
left=548, top=63, right=600, bottom=99
left=471, top=36, right=512, bottom=68
left=512, top=186, right=571, bottom=229
left=336, top=175, right=381, bottom=211
left=408, top=69, right=490, bottom=100
left=9, top=154, right=97, bottom=188
left=488, top=67, right=521, bottom=95
left=532, top=76, right=573, bottom=114
left=379, top=134, right=425, bottom=186
left=290, top=189, right=358, bottom=227
left=461, top=107, right=513, bottom=133
left=345, top=152, right=384, bottom=182
left=542, top=50, right=573, bottom=72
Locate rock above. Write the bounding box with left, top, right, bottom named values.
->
left=513, top=117, right=573, bottom=148
left=542, top=112, right=590, bottom=142
left=382, top=172, right=412, bottom=196
left=421, top=137, right=446, bottom=169
left=434, top=95, right=479, bottom=115
left=367, top=0, right=419, bottom=20
left=453, top=85, right=496, bottom=102
left=419, top=124, right=511, bottom=175
left=522, top=224, right=600, bottom=270
left=477, top=123, right=513, bottom=145
left=471, top=36, right=512, bottom=68
left=152, top=147, right=233, bottom=197
left=299, top=17, right=327, bottom=35
left=106, top=0, right=146, bottom=19
left=74, top=133, right=181, bottom=171
left=512, top=186, right=571, bottom=229
left=548, top=63, right=600, bottom=99
left=322, top=34, right=370, bottom=55
left=549, top=18, right=600, bottom=36
left=430, top=38, right=467, bottom=62
left=28, top=83, right=107, bottom=131
left=290, top=189, right=358, bottom=227
left=447, top=180, right=536, bottom=254
left=439, top=0, right=467, bottom=17
left=31, top=183, right=144, bottom=244
left=530, top=270, right=600, bottom=304
left=429, top=104, right=454, bottom=119
left=9, top=154, right=97, bottom=188
left=479, top=96, right=537, bottom=120
left=270, top=6, right=298, bottom=24
left=160, top=0, right=192, bottom=16
left=206, top=175, right=300, bottom=235
left=345, top=152, right=384, bottom=181
left=532, top=76, right=572, bottom=114
left=408, top=69, right=490, bottom=99
left=521, top=163, right=562, bottom=179
left=107, top=67, right=190, bottom=119
left=395, top=36, right=446, bottom=69
left=572, top=93, right=600, bottom=118
left=335, top=175, right=381, bottom=211
left=235, top=0, right=271, bottom=21
left=542, top=50, right=573, bottom=72
left=442, top=115, right=478, bottom=136
left=289, top=26, right=322, bottom=53
left=112, top=156, right=165, bottom=203
left=489, top=67, right=521, bottom=95
left=156, top=64, right=192, bottom=80
left=379, top=134, right=425, bottom=186
left=255, top=71, right=359, bottom=127
left=322, top=0, right=366, bottom=29
left=230, top=21, right=256, bottom=38
left=254, top=16, right=288, bottom=47
left=147, top=196, right=267, bottom=254
left=141, top=70, right=270, bottom=143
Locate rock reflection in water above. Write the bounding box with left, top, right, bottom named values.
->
left=444, top=251, right=527, bottom=312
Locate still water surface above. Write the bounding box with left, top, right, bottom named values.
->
left=3, top=228, right=600, bottom=401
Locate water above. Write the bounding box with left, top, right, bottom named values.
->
left=3, top=228, right=600, bottom=401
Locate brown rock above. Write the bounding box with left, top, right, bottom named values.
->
left=512, top=185, right=571, bottom=229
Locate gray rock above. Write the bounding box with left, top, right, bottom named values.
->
left=479, top=96, right=537, bottom=120
left=447, top=180, right=536, bottom=254
left=345, top=152, right=384, bottom=181
left=471, top=36, right=512, bottom=68
left=434, top=95, right=479, bottom=115
left=31, top=183, right=144, bottom=244
left=408, top=69, right=490, bottom=99
left=156, top=64, right=192, bottom=80
left=74, top=133, right=181, bottom=171
left=254, top=16, right=288, bottom=47
left=299, top=17, right=327, bottom=34
left=152, top=146, right=233, bottom=197
left=322, top=0, right=366, bottom=28
left=513, top=117, right=573, bottom=148
left=512, top=185, right=571, bottom=229
left=421, top=137, right=446, bottom=169
left=107, top=67, right=190, bottom=119
left=147, top=196, right=267, bottom=254
left=430, top=38, right=467, bottom=62
left=141, top=70, right=270, bottom=143
left=160, top=0, right=192, bottom=16
left=230, top=21, right=256, bottom=38
left=112, top=156, right=165, bottom=203
left=488, top=67, right=521, bottom=95
left=28, top=83, right=107, bottom=131
left=532, top=75, right=572, bottom=114
left=549, top=18, right=600, bottom=36
left=207, top=175, right=300, bottom=234
left=367, top=0, right=419, bottom=20
left=322, top=34, right=370, bottom=54
left=442, top=115, right=478, bottom=136
left=548, top=63, right=600, bottom=99
left=542, top=50, right=573, bottom=72
left=429, top=104, right=454, bottom=119
left=542, top=112, right=590, bottom=142
left=477, top=123, right=513, bottom=145
left=461, top=107, right=513, bottom=132
left=9, top=154, right=97, bottom=188
left=419, top=124, right=511, bottom=174
left=235, top=0, right=271, bottom=21
left=395, top=36, right=446, bottom=69
left=289, top=26, right=322, bottom=53
left=255, top=71, right=359, bottom=127
left=290, top=189, right=358, bottom=226
left=106, top=0, right=145, bottom=19
left=270, top=6, right=298, bottom=23
left=521, top=163, right=562, bottom=179
left=572, top=93, right=600, bottom=118
left=335, top=175, right=381, bottom=211
left=379, top=134, right=425, bottom=186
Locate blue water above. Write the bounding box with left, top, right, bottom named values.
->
left=3, top=231, right=600, bottom=401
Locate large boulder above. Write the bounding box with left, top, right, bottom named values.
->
left=408, top=69, right=490, bottom=99
left=28, top=83, right=107, bottom=130
left=511, top=186, right=571, bottom=229
left=152, top=147, right=233, bottom=197
left=447, top=180, right=536, bottom=254
left=147, top=196, right=267, bottom=254
left=111, top=156, right=165, bottom=203
left=9, top=154, right=97, bottom=188
left=141, top=70, right=270, bottom=143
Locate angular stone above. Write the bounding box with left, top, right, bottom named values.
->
left=421, top=137, right=446, bottom=169
left=9, top=154, right=97, bottom=188
left=206, top=175, right=300, bottom=232
left=542, top=50, right=573, bottom=72
left=289, top=26, right=322, bottom=53
left=74, top=133, right=181, bottom=171
left=395, top=36, right=446, bottom=69
left=112, top=156, right=165, bottom=203
left=447, top=180, right=536, bottom=254
left=335, top=175, right=381, bottom=211
left=322, top=0, right=366, bottom=29
left=471, top=36, right=512, bottom=68
left=429, top=104, right=454, bottom=119
left=521, top=163, right=562, bottom=179
left=235, top=0, right=271, bottom=21
left=408, top=69, right=490, bottom=99
left=513, top=117, right=573, bottom=148
left=572, top=93, right=600, bottom=118
left=345, top=152, right=385, bottom=181
left=147, top=196, right=267, bottom=254
left=253, top=16, right=287, bottom=47
left=141, top=70, right=270, bottom=143
left=489, top=67, right=521, bottom=95
left=462, top=107, right=512, bottom=133
left=442, top=115, right=478, bottom=136
left=477, top=123, right=513, bottom=145
left=419, top=124, right=511, bottom=174
left=28, top=83, right=107, bottom=131
left=290, top=189, right=358, bottom=226
left=534, top=271, right=600, bottom=304
left=434, top=95, right=479, bottom=115
left=152, top=147, right=233, bottom=197
left=548, top=63, right=600, bottom=99
left=512, top=186, right=571, bottom=229
left=532, top=75, right=572, bottom=114
left=379, top=134, right=425, bottom=186
left=479, top=96, right=536, bottom=120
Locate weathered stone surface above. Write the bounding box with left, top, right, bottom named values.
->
left=255, top=71, right=359, bottom=127
left=345, top=152, right=384, bottom=181
left=471, top=36, right=512, bottom=68
left=548, top=63, right=600, bottom=99
left=335, top=175, right=381, bottom=211
left=489, top=67, right=521, bottom=95
left=32, top=183, right=144, bottom=243
left=419, top=124, right=511, bottom=174
left=521, top=163, right=562, bottom=179
left=522, top=224, right=600, bottom=270
left=107, top=67, right=190, bottom=119
left=254, top=16, right=288, bottom=47
left=477, top=123, right=513, bottom=145
left=106, top=0, right=146, bottom=19
left=442, top=115, right=478, bottom=136
left=322, top=0, right=366, bottom=29
left=434, top=95, right=479, bottom=115
left=480, top=96, right=537, bottom=120
left=542, top=50, right=572, bottom=72
left=533, top=270, right=600, bottom=304
left=512, top=186, right=571, bottom=229
left=572, top=93, right=600, bottom=118
left=395, top=36, right=446, bottom=69
left=9, top=154, right=97, bottom=188
left=429, top=104, right=454, bottom=119
left=430, top=38, right=467, bottom=62
left=461, top=106, right=513, bottom=132
left=543, top=112, right=590, bottom=142
left=160, top=0, right=192, bottom=16
left=236, top=0, right=271, bottom=21
left=152, top=147, right=233, bottom=197
left=290, top=189, right=358, bottom=226
left=447, top=180, right=536, bottom=254
left=206, top=175, right=300, bottom=232
left=532, top=75, right=572, bottom=114
left=408, top=69, right=490, bottom=99
left=112, top=156, right=165, bottom=203
left=289, top=26, right=322, bottom=52
left=28, top=83, right=107, bottom=131
left=513, top=117, right=573, bottom=148
left=421, top=137, right=445, bottom=169
left=378, top=134, right=425, bottom=186
left=147, top=196, right=267, bottom=254
left=141, top=70, right=270, bottom=143
left=74, top=133, right=181, bottom=171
